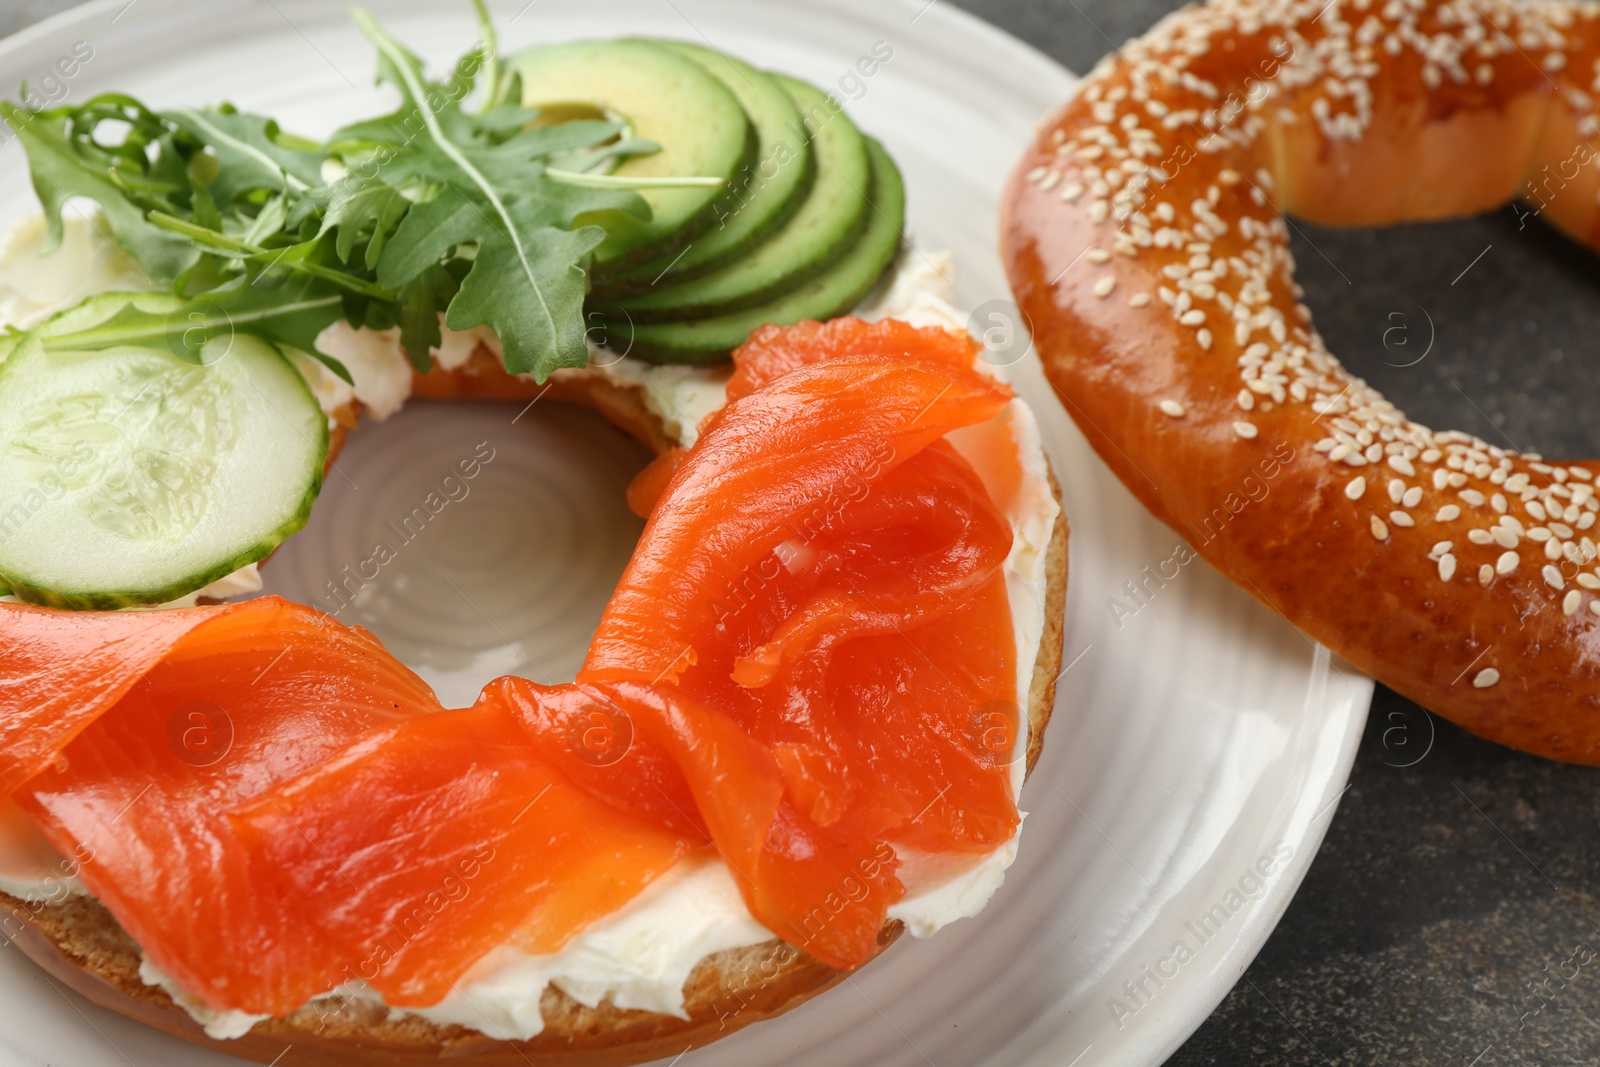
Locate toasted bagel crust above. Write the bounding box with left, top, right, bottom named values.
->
left=2, top=352, right=1068, bottom=1066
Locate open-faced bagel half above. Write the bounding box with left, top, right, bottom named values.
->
left=2, top=348, right=1068, bottom=1066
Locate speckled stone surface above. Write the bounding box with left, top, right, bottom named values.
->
left=950, top=0, right=1600, bottom=1064
left=4, top=0, right=1600, bottom=1064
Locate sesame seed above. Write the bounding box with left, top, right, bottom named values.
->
left=1565, top=590, right=1583, bottom=616
left=1387, top=455, right=1415, bottom=477
left=1094, top=275, right=1118, bottom=298
left=1371, top=516, right=1389, bottom=540
left=1580, top=573, right=1600, bottom=590
left=1179, top=309, right=1206, bottom=326
left=1345, top=477, right=1366, bottom=501
left=1234, top=421, right=1258, bottom=439
left=1129, top=292, right=1152, bottom=307
left=1061, top=180, right=1085, bottom=202
left=1468, top=529, right=1494, bottom=545
left=1390, top=511, right=1415, bottom=528
left=1479, top=564, right=1494, bottom=586
left=1439, top=554, right=1457, bottom=582
left=1436, top=505, right=1461, bottom=521
left=1496, top=551, right=1520, bottom=575
left=1159, top=399, right=1186, bottom=417
left=1472, top=668, right=1501, bottom=689
left=1544, top=564, right=1566, bottom=590
left=1492, top=527, right=1519, bottom=549
left=1402, top=486, right=1423, bottom=508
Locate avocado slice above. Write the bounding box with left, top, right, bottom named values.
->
left=601, top=138, right=905, bottom=363
left=507, top=39, right=756, bottom=269
left=591, top=40, right=817, bottom=296
left=593, top=76, right=872, bottom=324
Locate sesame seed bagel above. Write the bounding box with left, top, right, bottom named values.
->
left=1, top=349, right=1068, bottom=1066
left=1002, top=0, right=1600, bottom=762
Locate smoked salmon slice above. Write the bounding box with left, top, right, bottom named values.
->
left=0, top=600, right=236, bottom=799
left=8, top=596, right=692, bottom=1016
left=505, top=677, right=904, bottom=969
left=12, top=597, right=444, bottom=1014
left=722, top=317, right=987, bottom=404
left=564, top=347, right=1019, bottom=968
left=585, top=353, right=1012, bottom=687
left=231, top=696, right=691, bottom=1009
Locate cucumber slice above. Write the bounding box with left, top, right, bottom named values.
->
left=593, top=76, right=871, bottom=324
left=0, top=293, right=327, bottom=609
left=605, top=138, right=905, bottom=364
left=590, top=42, right=816, bottom=296
left=508, top=40, right=756, bottom=269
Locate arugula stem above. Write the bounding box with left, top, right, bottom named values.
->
left=146, top=210, right=255, bottom=252
left=148, top=211, right=396, bottom=300
left=352, top=7, right=561, bottom=359
left=545, top=168, right=724, bottom=189
left=471, top=0, right=504, bottom=113
left=41, top=293, right=346, bottom=355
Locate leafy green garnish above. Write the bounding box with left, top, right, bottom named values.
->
left=350, top=8, right=648, bottom=377
left=1, top=5, right=675, bottom=382
left=0, top=100, right=198, bottom=280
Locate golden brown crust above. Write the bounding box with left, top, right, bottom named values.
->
left=1, top=890, right=889, bottom=1067
left=1027, top=466, right=1069, bottom=775
left=2, top=350, right=1069, bottom=1065
left=1002, top=0, right=1600, bottom=762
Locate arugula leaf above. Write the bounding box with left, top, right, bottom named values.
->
left=316, top=176, right=411, bottom=269
left=0, top=101, right=197, bottom=280
left=397, top=264, right=451, bottom=372
left=163, top=106, right=323, bottom=204
left=449, top=222, right=605, bottom=377
left=351, top=7, right=650, bottom=378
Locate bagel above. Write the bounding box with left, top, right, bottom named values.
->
left=0, top=219, right=1067, bottom=1064
left=1003, top=0, right=1600, bottom=762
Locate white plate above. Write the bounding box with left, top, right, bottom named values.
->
left=0, top=1, right=1373, bottom=1065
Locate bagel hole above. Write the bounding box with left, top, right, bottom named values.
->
left=256, top=400, right=652, bottom=707
left=1287, top=205, right=1600, bottom=459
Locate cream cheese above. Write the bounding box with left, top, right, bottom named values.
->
left=0, top=213, right=152, bottom=329
left=0, top=218, right=1060, bottom=1042
left=0, top=798, right=85, bottom=902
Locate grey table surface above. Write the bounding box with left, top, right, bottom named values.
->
left=2, top=1, right=1598, bottom=1065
